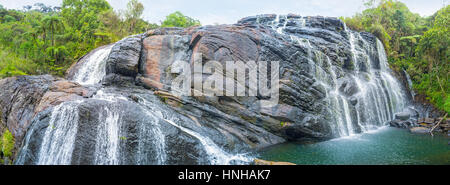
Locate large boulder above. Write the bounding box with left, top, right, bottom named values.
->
left=389, top=119, right=416, bottom=129
left=106, top=36, right=142, bottom=77
left=0, top=75, right=55, bottom=145
left=0, top=75, right=93, bottom=160
left=395, top=112, right=411, bottom=121
left=133, top=17, right=357, bottom=141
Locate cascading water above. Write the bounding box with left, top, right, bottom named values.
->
left=17, top=41, right=251, bottom=164
left=270, top=15, right=406, bottom=137
left=72, top=45, right=113, bottom=85
left=15, top=15, right=410, bottom=165
left=36, top=101, right=82, bottom=165
left=93, top=102, right=121, bottom=165
left=136, top=96, right=252, bottom=165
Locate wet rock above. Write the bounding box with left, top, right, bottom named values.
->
left=0, top=76, right=97, bottom=161
left=16, top=95, right=212, bottom=165
left=106, top=35, right=143, bottom=78
left=7, top=14, right=414, bottom=164
left=389, top=119, right=416, bottom=129
left=395, top=112, right=410, bottom=121
left=35, top=80, right=95, bottom=113
left=259, top=104, right=303, bottom=122
left=0, top=75, right=55, bottom=146
left=339, top=78, right=360, bottom=97
left=350, top=97, right=358, bottom=106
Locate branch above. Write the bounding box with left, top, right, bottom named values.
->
left=430, top=113, right=448, bottom=135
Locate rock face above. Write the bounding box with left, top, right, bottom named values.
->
left=0, top=75, right=55, bottom=144
left=106, top=36, right=142, bottom=79
left=0, top=75, right=93, bottom=160
left=395, top=112, right=411, bottom=121
left=2, top=14, right=411, bottom=165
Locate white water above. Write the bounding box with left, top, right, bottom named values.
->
left=164, top=118, right=252, bottom=165
left=93, top=106, right=121, bottom=165
left=37, top=101, right=82, bottom=165
left=269, top=15, right=406, bottom=137
left=18, top=15, right=409, bottom=165
left=139, top=108, right=167, bottom=165
left=137, top=97, right=252, bottom=165
left=72, top=45, right=113, bottom=85
left=92, top=90, right=168, bottom=165
left=28, top=38, right=246, bottom=164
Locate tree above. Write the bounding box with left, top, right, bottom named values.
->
left=0, top=1, right=158, bottom=79
left=3, top=15, right=16, bottom=23
left=42, top=15, right=64, bottom=47
left=161, top=11, right=201, bottom=28
left=414, top=5, right=449, bottom=111
left=34, top=3, right=54, bottom=13
left=125, top=0, right=144, bottom=33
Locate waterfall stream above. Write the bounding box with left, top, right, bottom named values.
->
left=72, top=45, right=113, bottom=85
left=22, top=44, right=251, bottom=164
left=36, top=101, right=82, bottom=165
left=16, top=15, right=409, bottom=165
left=270, top=15, right=406, bottom=137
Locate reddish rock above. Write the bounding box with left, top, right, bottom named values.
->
left=141, top=35, right=166, bottom=90
left=34, top=80, right=91, bottom=114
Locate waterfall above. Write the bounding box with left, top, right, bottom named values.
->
left=269, top=15, right=406, bottom=137
left=15, top=15, right=411, bottom=165
left=93, top=106, right=121, bottom=165
left=36, top=101, right=82, bottom=165
left=404, top=69, right=416, bottom=99
left=17, top=38, right=250, bottom=164
left=72, top=45, right=113, bottom=85
left=92, top=90, right=168, bottom=165
left=164, top=119, right=252, bottom=165
left=136, top=96, right=253, bottom=165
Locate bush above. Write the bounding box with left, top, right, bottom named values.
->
left=0, top=48, right=38, bottom=78
left=161, top=11, right=201, bottom=28
left=1, top=130, right=14, bottom=158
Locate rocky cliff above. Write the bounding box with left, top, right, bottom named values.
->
left=0, top=14, right=411, bottom=165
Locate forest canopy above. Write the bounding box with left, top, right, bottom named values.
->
left=0, top=0, right=200, bottom=77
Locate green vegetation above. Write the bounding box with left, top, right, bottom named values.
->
left=0, top=1, right=200, bottom=78
left=161, top=11, right=201, bottom=28
left=1, top=129, right=15, bottom=158
left=342, top=0, right=449, bottom=113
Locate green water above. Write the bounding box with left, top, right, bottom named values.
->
left=258, top=127, right=450, bottom=165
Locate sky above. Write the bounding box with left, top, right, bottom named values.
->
left=0, top=0, right=447, bottom=25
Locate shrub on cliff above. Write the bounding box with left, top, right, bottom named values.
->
left=1, top=129, right=14, bottom=158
